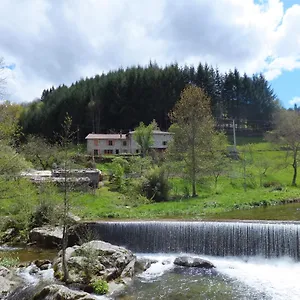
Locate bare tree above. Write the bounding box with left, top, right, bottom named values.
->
left=266, top=109, right=300, bottom=186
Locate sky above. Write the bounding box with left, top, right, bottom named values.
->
left=0, top=0, right=300, bottom=108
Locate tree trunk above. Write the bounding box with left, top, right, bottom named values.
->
left=62, top=162, right=69, bottom=283
left=292, top=150, right=297, bottom=186
left=191, top=139, right=197, bottom=197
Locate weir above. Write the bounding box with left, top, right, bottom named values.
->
left=87, top=221, right=300, bottom=259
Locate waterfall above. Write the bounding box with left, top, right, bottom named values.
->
left=86, top=221, right=300, bottom=259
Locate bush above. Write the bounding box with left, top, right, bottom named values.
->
left=263, top=181, right=281, bottom=188
left=29, top=201, right=55, bottom=229
left=90, top=278, right=109, bottom=295
left=141, top=166, right=170, bottom=202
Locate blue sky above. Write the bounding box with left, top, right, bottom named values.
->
left=0, top=0, right=300, bottom=107
left=269, top=0, right=300, bottom=107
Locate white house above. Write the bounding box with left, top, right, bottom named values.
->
left=85, top=130, right=173, bottom=156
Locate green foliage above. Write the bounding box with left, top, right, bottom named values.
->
left=141, top=166, right=170, bottom=202
left=29, top=184, right=60, bottom=229
left=168, top=85, right=217, bottom=196
left=19, top=63, right=277, bottom=142
left=0, top=255, right=20, bottom=268
left=0, top=101, right=23, bottom=144
left=133, top=120, right=158, bottom=157
left=90, top=278, right=109, bottom=295
left=22, top=135, right=61, bottom=170
left=0, top=143, right=31, bottom=175
left=266, top=109, right=300, bottom=186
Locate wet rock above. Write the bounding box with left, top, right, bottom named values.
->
left=0, top=266, right=10, bottom=277
left=53, top=240, right=136, bottom=286
left=174, top=256, right=215, bottom=269
left=29, top=265, right=39, bottom=275
left=40, top=263, right=51, bottom=271
left=32, top=284, right=97, bottom=300
left=0, top=266, right=20, bottom=297
left=34, top=259, right=52, bottom=269
left=134, top=258, right=156, bottom=274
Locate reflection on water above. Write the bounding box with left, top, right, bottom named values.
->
left=212, top=202, right=300, bottom=221
left=0, top=246, right=57, bottom=263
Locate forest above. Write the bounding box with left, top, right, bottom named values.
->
left=19, top=62, right=278, bottom=141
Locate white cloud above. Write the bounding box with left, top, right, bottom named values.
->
left=0, top=0, right=299, bottom=102
left=289, top=96, right=300, bottom=106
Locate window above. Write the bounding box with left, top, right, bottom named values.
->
left=108, top=140, right=113, bottom=146
left=136, top=149, right=139, bottom=154
left=123, top=141, right=127, bottom=146
left=94, top=149, right=99, bottom=156
left=93, top=140, right=98, bottom=146
left=162, top=141, right=167, bottom=146
left=104, top=149, right=113, bottom=154
left=115, top=149, right=119, bottom=154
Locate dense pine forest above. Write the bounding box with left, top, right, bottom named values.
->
left=20, top=62, right=278, bottom=141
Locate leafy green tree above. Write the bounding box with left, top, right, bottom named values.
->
left=22, top=135, right=61, bottom=170
left=20, top=62, right=278, bottom=141
left=133, top=120, right=158, bottom=157
left=266, top=109, right=300, bottom=186
left=168, top=85, right=217, bottom=197
left=0, top=101, right=23, bottom=144
left=205, top=132, right=230, bottom=190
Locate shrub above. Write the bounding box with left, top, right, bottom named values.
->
left=263, top=181, right=281, bottom=188
left=141, top=166, right=170, bottom=202
left=29, top=199, right=57, bottom=229
left=90, top=278, right=109, bottom=295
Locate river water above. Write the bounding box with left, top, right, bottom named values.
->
left=115, top=254, right=300, bottom=300
left=2, top=215, right=300, bottom=299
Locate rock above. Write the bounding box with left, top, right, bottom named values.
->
left=1, top=227, right=18, bottom=243
left=29, top=265, right=39, bottom=275
left=134, top=258, right=156, bottom=274
left=29, top=226, right=63, bottom=248
left=32, top=284, right=97, bottom=300
left=0, top=266, right=20, bottom=297
left=0, top=276, right=16, bottom=297
left=0, top=266, right=10, bottom=277
left=67, top=213, right=81, bottom=224
left=173, top=256, right=215, bottom=269
left=40, top=263, right=51, bottom=271
left=53, top=240, right=136, bottom=285
left=34, top=259, right=52, bottom=269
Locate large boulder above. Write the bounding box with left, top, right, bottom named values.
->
left=53, top=240, right=136, bottom=285
left=33, top=284, right=97, bottom=300
left=0, top=266, right=20, bottom=298
left=28, top=224, right=83, bottom=249
left=29, top=226, right=63, bottom=248
left=174, top=256, right=215, bottom=269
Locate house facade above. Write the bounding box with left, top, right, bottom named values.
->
left=85, top=130, right=173, bottom=156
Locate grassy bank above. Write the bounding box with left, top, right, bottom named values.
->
left=71, top=137, right=300, bottom=220
left=1, top=137, right=300, bottom=231
left=71, top=185, right=300, bottom=220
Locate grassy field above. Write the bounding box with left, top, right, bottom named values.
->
left=70, top=137, right=300, bottom=220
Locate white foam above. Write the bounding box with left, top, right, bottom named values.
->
left=18, top=264, right=54, bottom=284
left=209, top=256, right=300, bottom=300
left=136, top=254, right=176, bottom=281
left=137, top=253, right=300, bottom=300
